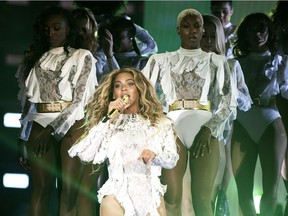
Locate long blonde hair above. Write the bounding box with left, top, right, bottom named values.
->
left=202, top=14, right=226, bottom=56
left=85, top=67, right=165, bottom=130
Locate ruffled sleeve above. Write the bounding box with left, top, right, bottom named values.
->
left=50, top=49, right=98, bottom=138
left=243, top=53, right=288, bottom=105
left=142, top=52, right=178, bottom=112
left=203, top=53, right=235, bottom=138
left=149, top=118, right=179, bottom=169
left=142, top=53, right=163, bottom=87
left=68, top=121, right=110, bottom=164
left=229, top=59, right=252, bottom=111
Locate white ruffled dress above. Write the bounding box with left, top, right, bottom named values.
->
left=69, top=114, right=179, bottom=216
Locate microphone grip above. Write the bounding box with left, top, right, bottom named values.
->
left=102, top=109, right=119, bottom=123
left=102, top=95, right=129, bottom=123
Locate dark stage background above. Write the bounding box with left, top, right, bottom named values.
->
left=0, top=1, right=283, bottom=216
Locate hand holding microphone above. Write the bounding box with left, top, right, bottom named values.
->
left=102, top=95, right=129, bottom=123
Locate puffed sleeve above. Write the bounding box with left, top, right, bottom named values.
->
left=68, top=121, right=110, bottom=164
left=149, top=118, right=179, bottom=169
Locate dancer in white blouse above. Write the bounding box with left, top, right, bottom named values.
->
left=142, top=8, right=235, bottom=216
left=201, top=14, right=252, bottom=216
left=16, top=6, right=97, bottom=216
left=69, top=67, right=179, bottom=216
left=231, top=13, right=288, bottom=216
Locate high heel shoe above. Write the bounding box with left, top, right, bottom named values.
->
left=215, top=190, right=230, bottom=216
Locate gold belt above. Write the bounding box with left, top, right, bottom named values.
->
left=169, top=99, right=211, bottom=112
left=36, top=101, right=71, bottom=113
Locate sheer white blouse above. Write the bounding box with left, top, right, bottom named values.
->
left=69, top=114, right=179, bottom=216
left=24, top=47, right=97, bottom=139
left=142, top=47, right=235, bottom=139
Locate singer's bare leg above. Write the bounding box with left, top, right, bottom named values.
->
left=100, top=195, right=166, bottom=216
left=100, top=195, right=124, bottom=216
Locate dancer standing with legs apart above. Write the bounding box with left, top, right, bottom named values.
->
left=69, top=67, right=179, bottom=216
left=231, top=13, right=288, bottom=216
left=142, top=8, right=235, bottom=216
left=16, top=6, right=97, bottom=216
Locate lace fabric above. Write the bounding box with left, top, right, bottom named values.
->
left=142, top=48, right=234, bottom=138
left=68, top=114, right=179, bottom=216
left=25, top=47, right=98, bottom=138
left=228, top=59, right=252, bottom=112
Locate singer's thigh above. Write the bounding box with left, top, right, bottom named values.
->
left=156, top=196, right=167, bottom=216
left=100, top=195, right=124, bottom=216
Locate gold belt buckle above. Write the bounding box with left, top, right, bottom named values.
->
left=184, top=99, right=199, bottom=109
left=169, top=99, right=211, bottom=112
left=37, top=101, right=71, bottom=113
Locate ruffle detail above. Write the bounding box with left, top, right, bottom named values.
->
left=68, top=114, right=178, bottom=216
left=150, top=118, right=179, bottom=169
left=157, top=49, right=225, bottom=105
left=25, top=47, right=97, bottom=139
left=25, top=67, right=40, bottom=102
left=143, top=49, right=211, bottom=104
left=26, top=47, right=97, bottom=102
left=39, top=47, right=68, bottom=71
left=258, top=53, right=287, bottom=105
left=228, top=59, right=252, bottom=112
left=142, top=48, right=234, bottom=139
left=68, top=122, right=109, bottom=163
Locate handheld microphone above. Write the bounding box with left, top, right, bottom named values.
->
left=102, top=95, right=129, bottom=123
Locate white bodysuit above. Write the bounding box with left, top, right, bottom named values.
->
left=142, top=48, right=235, bottom=148
left=24, top=47, right=97, bottom=140
left=69, top=114, right=179, bottom=216
left=236, top=51, right=288, bottom=143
